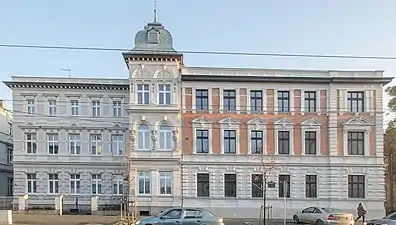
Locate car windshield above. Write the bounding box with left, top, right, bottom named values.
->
left=321, top=208, right=343, bottom=213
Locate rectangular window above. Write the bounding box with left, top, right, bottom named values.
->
left=305, top=131, right=317, bottom=155
left=27, top=174, right=37, bottom=194
left=196, top=129, right=209, bottom=153
left=111, top=134, right=124, bottom=156
left=27, top=99, right=35, bottom=115
left=137, top=125, right=151, bottom=150
left=250, top=130, right=263, bottom=154
left=304, top=91, right=317, bottom=113
left=68, top=134, right=81, bottom=155
left=197, top=173, right=210, bottom=197
left=91, top=174, right=102, bottom=194
left=7, top=148, right=13, bottom=164
left=137, top=84, right=150, bottom=105
left=278, top=175, right=291, bottom=198
left=347, top=131, right=365, bottom=155
left=196, top=89, right=209, bottom=110
left=224, top=174, right=237, bottom=197
left=278, top=131, right=290, bottom=154
left=277, top=91, right=290, bottom=112
left=48, top=173, right=59, bottom=194
left=305, top=175, right=317, bottom=198
left=223, top=130, right=236, bottom=154
left=26, top=133, right=37, bottom=154
left=113, top=101, right=122, bottom=117
left=7, top=178, right=13, bottom=196
left=348, top=175, right=365, bottom=198
left=251, top=174, right=263, bottom=198
left=113, top=176, right=124, bottom=195
left=48, top=100, right=57, bottom=115
left=92, top=100, right=100, bottom=117
left=90, top=134, right=102, bottom=155
left=250, top=90, right=262, bottom=112
left=70, top=174, right=80, bottom=194
left=47, top=133, right=59, bottom=155
left=347, top=91, right=365, bottom=113
left=223, top=90, right=236, bottom=111
left=159, top=171, right=172, bottom=195
left=70, top=100, right=79, bottom=116
left=138, top=171, right=151, bottom=194
left=158, top=84, right=171, bottom=105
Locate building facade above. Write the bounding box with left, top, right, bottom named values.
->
left=4, top=17, right=392, bottom=218
left=0, top=100, right=13, bottom=196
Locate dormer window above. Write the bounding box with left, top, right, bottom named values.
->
left=147, top=29, right=159, bottom=44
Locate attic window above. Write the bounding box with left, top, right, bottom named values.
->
left=147, top=30, right=159, bottom=44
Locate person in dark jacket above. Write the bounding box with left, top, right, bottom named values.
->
left=355, top=203, right=367, bottom=222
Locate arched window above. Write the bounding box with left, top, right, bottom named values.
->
left=159, top=122, right=172, bottom=150
left=137, top=123, right=151, bottom=150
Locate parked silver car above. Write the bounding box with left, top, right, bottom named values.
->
left=367, top=212, right=396, bottom=225
left=293, top=207, right=354, bottom=225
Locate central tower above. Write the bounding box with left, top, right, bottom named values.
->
left=123, top=17, right=183, bottom=215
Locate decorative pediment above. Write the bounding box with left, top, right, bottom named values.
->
left=274, top=117, right=294, bottom=126
left=132, top=68, right=153, bottom=78
left=191, top=116, right=213, bottom=124
left=26, top=122, right=33, bottom=126
left=343, top=117, right=370, bottom=126
left=155, top=69, right=173, bottom=78
left=247, top=117, right=267, bottom=125
left=70, top=123, right=78, bottom=127
left=114, top=123, right=122, bottom=128
left=301, top=118, right=322, bottom=126
left=218, top=116, right=241, bottom=125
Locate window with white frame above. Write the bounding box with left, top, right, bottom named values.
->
left=7, top=178, right=13, bottom=196
left=159, top=171, right=172, bottom=195
left=91, top=174, right=102, bottom=194
left=138, top=171, right=151, bottom=194
left=348, top=175, right=365, bottom=198
left=70, top=100, right=79, bottom=116
left=158, top=84, right=171, bottom=105
left=26, top=133, right=37, bottom=154
left=27, top=173, right=37, bottom=194
left=224, top=174, right=237, bottom=197
left=48, top=173, right=59, bottom=194
left=277, top=91, right=290, bottom=112
left=219, top=117, right=240, bottom=154
left=196, top=89, right=209, bottom=110
left=68, top=134, right=81, bottom=155
left=111, top=134, right=124, bottom=155
left=159, top=122, right=172, bottom=150
left=48, top=100, right=57, bottom=115
left=113, top=100, right=122, bottom=117
left=250, top=90, right=263, bottom=112
left=113, top=175, right=124, bottom=195
left=223, top=90, right=236, bottom=111
left=92, top=100, right=101, bottom=117
left=274, top=118, right=294, bottom=155
left=347, top=91, right=365, bottom=113
left=301, top=118, right=321, bottom=155
left=70, top=174, right=80, bottom=194
left=47, top=133, right=59, bottom=155
left=304, top=131, right=317, bottom=154
left=137, top=123, right=151, bottom=150
left=304, top=91, right=317, bottom=113
left=90, top=134, right=102, bottom=155
left=27, top=99, right=35, bottom=115
left=250, top=131, right=263, bottom=154
left=247, top=117, right=267, bottom=154
left=137, top=84, right=150, bottom=104
left=342, top=118, right=370, bottom=156
left=7, top=148, right=13, bottom=164
left=191, top=116, right=213, bottom=154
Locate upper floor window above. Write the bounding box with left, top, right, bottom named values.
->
left=159, top=123, right=172, bottom=150
left=48, top=100, right=57, bottom=115
left=90, top=134, right=102, bottom=155
left=305, top=131, right=317, bottom=155
left=27, top=99, right=35, bottom=115
left=196, top=89, right=209, bottom=111
left=223, top=90, right=236, bottom=111
left=196, top=130, right=209, bottom=154
left=137, top=84, right=150, bottom=105
left=92, top=100, right=100, bottom=117
left=223, top=130, right=236, bottom=154
left=113, top=101, right=122, bottom=117
left=111, top=134, right=124, bottom=156
left=304, top=91, right=316, bottom=113
left=250, top=130, right=263, bottom=154
left=347, top=131, right=364, bottom=155
left=278, top=131, right=290, bottom=154
left=26, top=133, right=37, bottom=154
left=347, top=91, right=364, bottom=113
left=158, top=84, right=171, bottom=105
left=47, top=133, right=59, bottom=155
left=70, top=100, right=79, bottom=116
left=277, top=91, right=290, bottom=112
left=69, top=134, right=81, bottom=155
left=137, top=123, right=151, bottom=150
left=250, top=90, right=262, bottom=112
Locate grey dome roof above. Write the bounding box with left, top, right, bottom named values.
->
left=132, top=22, right=178, bottom=54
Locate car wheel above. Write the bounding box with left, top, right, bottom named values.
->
left=316, top=220, right=324, bottom=225
left=293, top=215, right=300, bottom=224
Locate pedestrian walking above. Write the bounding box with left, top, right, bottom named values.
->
left=354, top=203, right=367, bottom=223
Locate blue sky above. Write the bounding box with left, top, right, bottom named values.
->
left=0, top=0, right=395, bottom=122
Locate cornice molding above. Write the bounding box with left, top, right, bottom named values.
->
left=19, top=125, right=127, bottom=132
left=4, top=82, right=129, bottom=90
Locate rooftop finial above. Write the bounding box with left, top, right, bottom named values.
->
left=153, top=0, right=157, bottom=22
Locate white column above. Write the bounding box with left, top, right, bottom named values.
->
left=301, top=90, right=305, bottom=115
left=364, top=130, right=370, bottom=156
left=274, top=89, right=278, bottom=115
left=316, top=90, right=321, bottom=114
left=290, top=89, right=294, bottom=115
left=182, top=87, right=186, bottom=113
left=219, top=88, right=224, bottom=114
left=246, top=88, right=251, bottom=115
left=208, top=88, right=213, bottom=114
left=262, top=89, right=267, bottom=115
left=236, top=88, right=240, bottom=114
left=191, top=87, right=196, bottom=113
